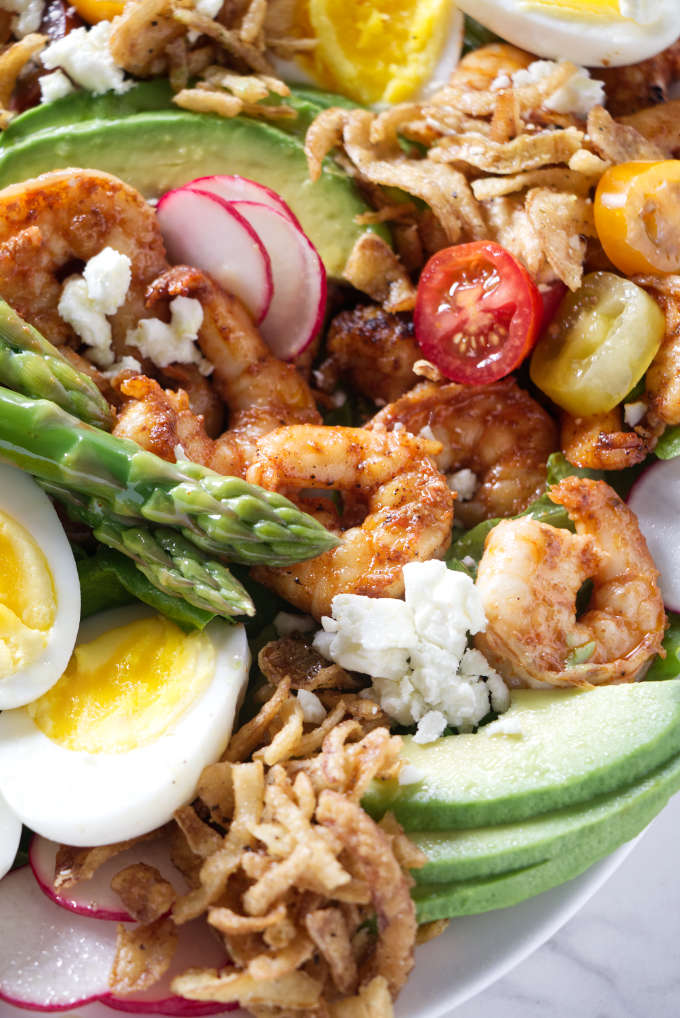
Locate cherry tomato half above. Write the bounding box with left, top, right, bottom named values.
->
left=414, top=241, right=543, bottom=385
left=594, top=160, right=680, bottom=276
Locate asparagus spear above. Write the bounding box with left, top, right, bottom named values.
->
left=0, top=387, right=338, bottom=565
left=0, top=300, right=114, bottom=430
left=44, top=482, right=254, bottom=619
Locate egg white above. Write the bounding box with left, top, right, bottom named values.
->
left=0, top=790, right=21, bottom=880
left=0, top=607, right=250, bottom=846
left=455, top=0, right=679, bottom=67
left=0, top=462, right=80, bottom=710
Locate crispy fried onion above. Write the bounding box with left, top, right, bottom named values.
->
left=57, top=654, right=428, bottom=1016
left=0, top=33, right=45, bottom=128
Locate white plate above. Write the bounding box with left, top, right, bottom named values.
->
left=0, top=838, right=640, bottom=1018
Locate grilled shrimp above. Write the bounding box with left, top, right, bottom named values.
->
left=474, top=476, right=666, bottom=688
left=317, top=305, right=420, bottom=405
left=246, top=425, right=454, bottom=618
left=0, top=169, right=168, bottom=350
left=446, top=42, right=532, bottom=92
left=368, top=378, right=558, bottom=527
left=114, top=266, right=321, bottom=475
left=561, top=410, right=649, bottom=471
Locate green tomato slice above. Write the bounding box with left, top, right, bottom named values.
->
left=530, top=272, right=665, bottom=416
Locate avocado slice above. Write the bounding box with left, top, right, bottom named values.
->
left=0, top=79, right=176, bottom=147
left=412, top=748, right=680, bottom=920
left=362, top=681, right=680, bottom=830
left=0, top=81, right=356, bottom=148
left=412, top=745, right=680, bottom=883
left=0, top=110, right=388, bottom=278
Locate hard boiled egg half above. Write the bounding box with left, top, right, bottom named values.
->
left=455, top=1, right=679, bottom=68
left=275, top=0, right=464, bottom=105
left=0, top=606, right=250, bottom=846
left=0, top=461, right=80, bottom=710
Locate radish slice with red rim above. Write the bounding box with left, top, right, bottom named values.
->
left=156, top=189, right=274, bottom=325
left=227, top=199, right=326, bottom=360
left=102, top=919, right=232, bottom=1016
left=30, top=834, right=188, bottom=922
left=185, top=175, right=300, bottom=228
left=0, top=866, right=121, bottom=1010
left=627, top=456, right=680, bottom=611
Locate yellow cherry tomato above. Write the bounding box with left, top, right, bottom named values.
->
left=594, top=160, right=680, bottom=276
left=69, top=0, right=125, bottom=23
left=530, top=272, right=665, bottom=417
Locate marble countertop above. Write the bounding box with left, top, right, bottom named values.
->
left=448, top=791, right=680, bottom=1018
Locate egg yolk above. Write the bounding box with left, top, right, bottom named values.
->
left=523, top=1, right=634, bottom=18
left=0, top=509, right=55, bottom=680
left=302, top=0, right=454, bottom=105
left=28, top=617, right=215, bottom=753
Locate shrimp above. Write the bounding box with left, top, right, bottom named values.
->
left=446, top=42, right=532, bottom=92
left=0, top=169, right=168, bottom=350
left=368, top=378, right=558, bottom=527
left=474, top=476, right=666, bottom=688
left=113, top=266, right=321, bottom=476
left=246, top=425, right=454, bottom=618
left=561, top=409, right=650, bottom=471
left=317, top=305, right=420, bottom=405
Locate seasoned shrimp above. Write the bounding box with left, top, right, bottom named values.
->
left=0, top=169, right=168, bottom=349
left=114, top=266, right=321, bottom=475
left=317, top=304, right=420, bottom=405
left=561, top=409, right=649, bottom=471
left=368, top=378, right=558, bottom=527
left=446, top=42, right=532, bottom=92
left=246, top=425, right=454, bottom=618
left=474, top=476, right=666, bottom=688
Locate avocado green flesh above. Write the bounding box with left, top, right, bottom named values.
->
left=0, top=81, right=355, bottom=147
left=0, top=80, right=176, bottom=146
left=412, top=748, right=680, bottom=921
left=363, top=682, right=680, bottom=830
left=413, top=745, right=680, bottom=883
left=0, top=110, right=389, bottom=278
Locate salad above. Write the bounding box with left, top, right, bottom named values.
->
left=0, top=0, right=679, bottom=1015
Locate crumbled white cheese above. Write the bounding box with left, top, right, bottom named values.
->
left=194, top=0, right=223, bottom=16
left=58, top=247, right=132, bottom=368
left=398, top=764, right=425, bottom=786
left=447, top=468, right=477, bottom=502
left=41, top=22, right=131, bottom=96
left=508, top=60, right=605, bottom=116
left=296, top=689, right=326, bottom=725
left=624, top=400, right=647, bottom=428
left=485, top=715, right=523, bottom=738
left=418, top=424, right=438, bottom=443
left=273, top=611, right=317, bottom=636
left=126, top=297, right=213, bottom=376
left=101, top=356, right=142, bottom=379
left=39, top=70, right=75, bottom=103
left=313, top=560, right=510, bottom=742
left=6, top=0, right=44, bottom=36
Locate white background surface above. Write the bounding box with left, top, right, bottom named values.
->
left=447, top=791, right=680, bottom=1017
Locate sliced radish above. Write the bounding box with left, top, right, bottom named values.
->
left=628, top=457, right=680, bottom=610
left=227, top=199, right=326, bottom=360
left=30, top=835, right=188, bottom=922
left=102, top=919, right=233, bottom=1016
left=185, top=175, right=300, bottom=228
left=0, top=866, right=121, bottom=1010
left=156, top=188, right=273, bottom=325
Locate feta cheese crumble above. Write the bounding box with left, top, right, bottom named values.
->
left=126, top=297, right=213, bottom=376
left=41, top=22, right=131, bottom=96
left=296, top=689, right=326, bottom=725
left=447, top=468, right=477, bottom=502
left=496, top=60, right=605, bottom=117
left=313, top=560, right=510, bottom=743
left=58, top=247, right=132, bottom=368
left=624, top=400, right=647, bottom=428
left=6, top=0, right=44, bottom=37
left=39, top=70, right=75, bottom=104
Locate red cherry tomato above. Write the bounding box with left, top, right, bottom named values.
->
left=414, top=241, right=543, bottom=384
